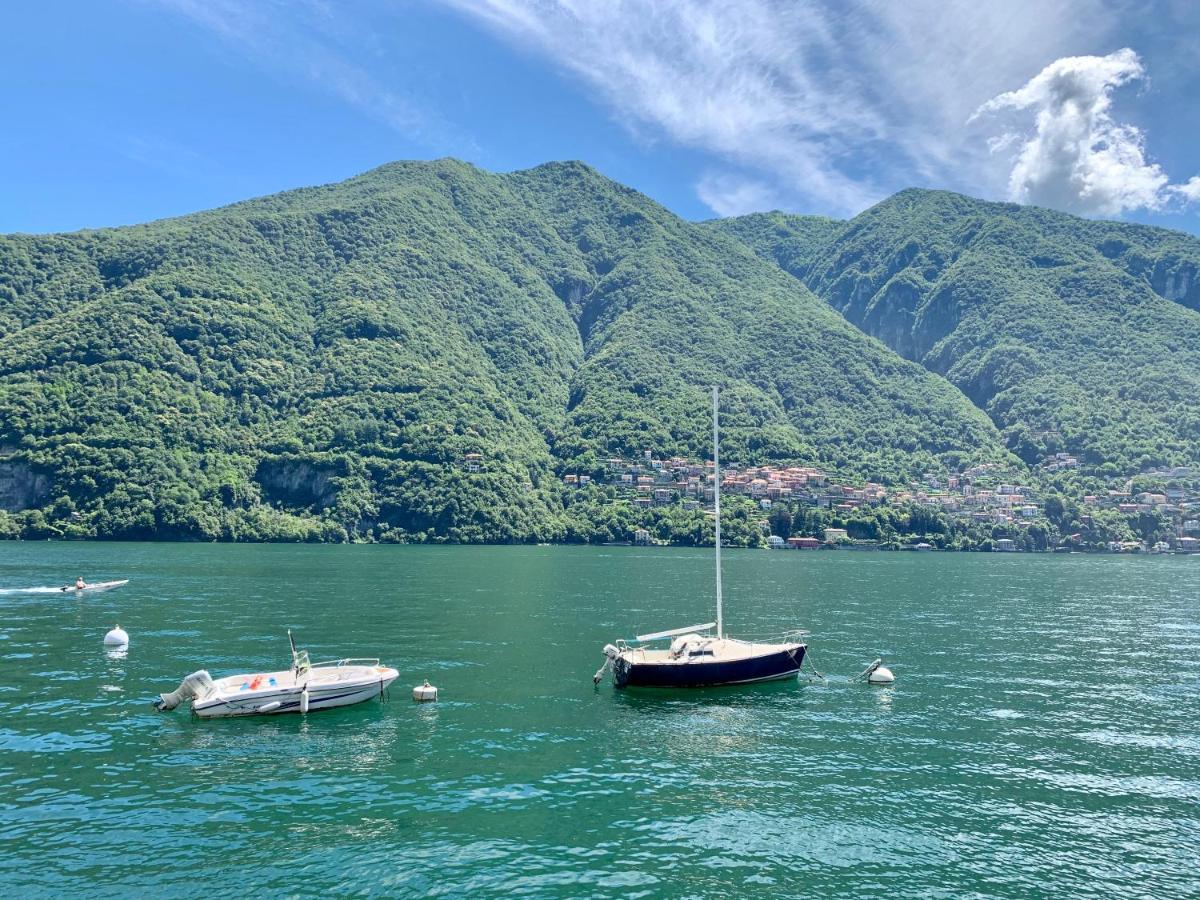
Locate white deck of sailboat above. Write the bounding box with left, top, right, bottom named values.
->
left=618, top=637, right=801, bottom=664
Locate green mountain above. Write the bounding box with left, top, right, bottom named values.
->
left=0, top=161, right=1007, bottom=542
left=713, top=190, right=1200, bottom=477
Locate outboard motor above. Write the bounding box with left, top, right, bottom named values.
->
left=154, top=670, right=217, bottom=711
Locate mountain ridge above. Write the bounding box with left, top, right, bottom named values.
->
left=0, top=159, right=1011, bottom=542
left=711, top=188, right=1200, bottom=476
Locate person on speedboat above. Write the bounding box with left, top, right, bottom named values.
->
left=64, top=576, right=86, bottom=591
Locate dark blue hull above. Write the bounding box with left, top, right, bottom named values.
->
left=613, top=645, right=805, bottom=688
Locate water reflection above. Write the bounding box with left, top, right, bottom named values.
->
left=611, top=676, right=804, bottom=713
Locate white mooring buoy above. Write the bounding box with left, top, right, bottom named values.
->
left=861, top=658, right=895, bottom=685
left=868, top=665, right=895, bottom=685
left=412, top=680, right=438, bottom=702
left=103, top=625, right=129, bottom=647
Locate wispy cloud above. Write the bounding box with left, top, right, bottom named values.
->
left=110, top=132, right=212, bottom=178
left=151, top=0, right=469, bottom=148
left=143, top=0, right=1200, bottom=221
left=972, top=48, right=1198, bottom=216
left=437, top=0, right=1123, bottom=217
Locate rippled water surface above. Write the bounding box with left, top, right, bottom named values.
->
left=1, top=544, right=1198, bottom=897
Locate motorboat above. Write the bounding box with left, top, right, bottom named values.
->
left=61, top=579, right=128, bottom=593
left=594, top=387, right=808, bottom=688
left=154, top=631, right=399, bottom=718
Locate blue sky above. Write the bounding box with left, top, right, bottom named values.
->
left=2, top=0, right=1198, bottom=235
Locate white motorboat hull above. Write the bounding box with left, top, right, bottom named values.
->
left=190, top=665, right=399, bottom=718
left=154, top=633, right=400, bottom=719
left=63, top=579, right=129, bottom=594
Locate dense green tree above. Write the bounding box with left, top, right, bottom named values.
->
left=767, top=505, right=793, bottom=537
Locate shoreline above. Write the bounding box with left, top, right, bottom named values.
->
left=2, top=535, right=1194, bottom=556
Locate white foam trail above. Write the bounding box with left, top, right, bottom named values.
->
left=0, top=586, right=72, bottom=595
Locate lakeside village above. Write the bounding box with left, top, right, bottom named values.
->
left=535, top=451, right=1200, bottom=554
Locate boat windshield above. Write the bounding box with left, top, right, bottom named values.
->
left=293, top=649, right=311, bottom=677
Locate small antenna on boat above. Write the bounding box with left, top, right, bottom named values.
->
left=288, top=629, right=297, bottom=659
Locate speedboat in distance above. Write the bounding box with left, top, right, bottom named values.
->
left=61, top=579, right=128, bottom=593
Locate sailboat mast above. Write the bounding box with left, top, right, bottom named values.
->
left=713, top=386, right=723, bottom=640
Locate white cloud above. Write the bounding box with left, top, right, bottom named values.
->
left=145, top=0, right=1200, bottom=221
left=438, top=0, right=1122, bottom=216
left=972, top=48, right=1198, bottom=216
left=696, top=173, right=779, bottom=217
left=1175, top=176, right=1200, bottom=203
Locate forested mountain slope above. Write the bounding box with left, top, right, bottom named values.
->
left=0, top=161, right=1008, bottom=541
left=713, top=211, right=844, bottom=281
left=713, top=191, right=1200, bottom=476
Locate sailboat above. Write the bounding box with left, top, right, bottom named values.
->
left=594, top=387, right=808, bottom=688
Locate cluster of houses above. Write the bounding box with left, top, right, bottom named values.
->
left=467, top=449, right=1200, bottom=552
left=884, top=467, right=1045, bottom=527
left=561, top=454, right=1051, bottom=528
left=1101, top=518, right=1200, bottom=554
left=565, top=455, right=848, bottom=513
left=1143, top=467, right=1199, bottom=552
left=1081, top=476, right=1200, bottom=552
left=1085, top=487, right=1188, bottom=516
left=1041, top=451, right=1079, bottom=471
left=764, top=530, right=859, bottom=550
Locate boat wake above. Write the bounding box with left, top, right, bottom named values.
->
left=0, top=580, right=129, bottom=595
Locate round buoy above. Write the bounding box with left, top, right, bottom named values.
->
left=867, top=664, right=895, bottom=685
left=103, top=625, right=129, bottom=647
left=859, top=658, right=895, bottom=685
left=412, top=680, right=438, bottom=702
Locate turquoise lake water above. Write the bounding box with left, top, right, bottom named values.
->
left=1, top=544, right=1198, bottom=897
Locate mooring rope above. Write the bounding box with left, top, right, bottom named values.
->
left=802, top=650, right=825, bottom=680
